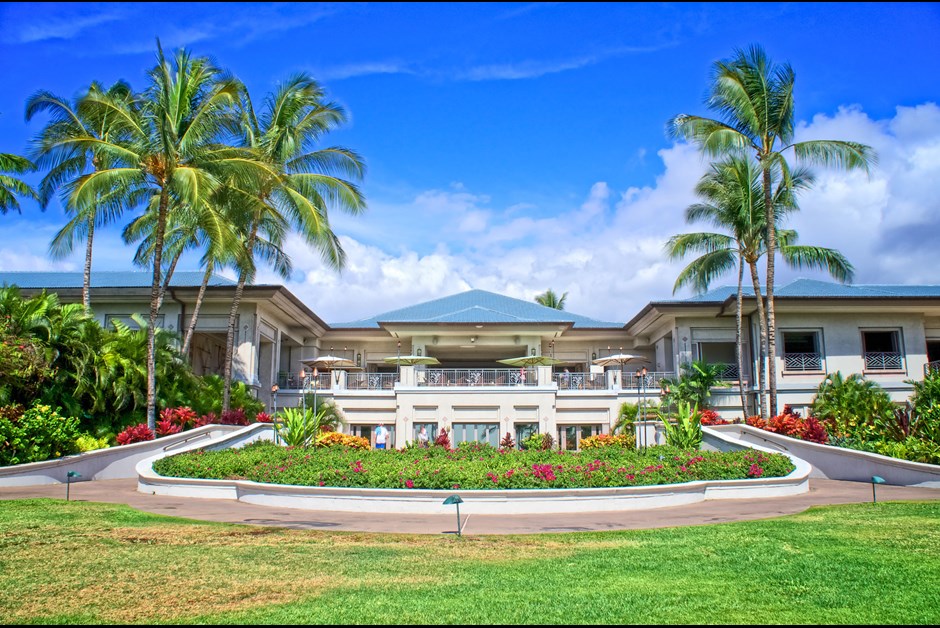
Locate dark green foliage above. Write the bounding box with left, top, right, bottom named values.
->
left=660, top=360, right=731, bottom=410
left=810, top=372, right=893, bottom=438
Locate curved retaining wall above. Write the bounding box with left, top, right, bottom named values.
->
left=0, top=425, right=242, bottom=487
left=709, top=424, right=940, bottom=488
left=136, top=424, right=812, bottom=515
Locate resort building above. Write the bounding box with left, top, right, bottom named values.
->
left=3, top=272, right=939, bottom=448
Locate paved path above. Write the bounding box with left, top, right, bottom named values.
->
left=1, top=478, right=937, bottom=535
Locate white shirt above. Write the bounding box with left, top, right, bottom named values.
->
left=375, top=425, right=388, bottom=444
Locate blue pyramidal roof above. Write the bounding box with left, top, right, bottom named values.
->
left=331, top=289, right=622, bottom=329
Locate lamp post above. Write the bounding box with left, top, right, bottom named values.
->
left=271, top=384, right=279, bottom=444
left=636, top=366, right=648, bottom=452
left=397, top=340, right=401, bottom=383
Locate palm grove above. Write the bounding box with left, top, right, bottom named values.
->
left=0, top=44, right=365, bottom=435
left=667, top=45, right=875, bottom=419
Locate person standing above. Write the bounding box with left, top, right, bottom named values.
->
left=417, top=426, right=429, bottom=448
left=374, top=422, right=389, bottom=450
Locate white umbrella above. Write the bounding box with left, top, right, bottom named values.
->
left=591, top=353, right=644, bottom=368
left=498, top=355, right=566, bottom=367
left=301, top=355, right=359, bottom=370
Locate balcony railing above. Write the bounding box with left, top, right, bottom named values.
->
left=554, top=372, right=607, bottom=390
left=716, top=364, right=741, bottom=381
left=926, top=360, right=940, bottom=376
left=418, top=368, right=535, bottom=387
left=277, top=372, right=331, bottom=390
left=784, top=352, right=823, bottom=372
left=346, top=372, right=398, bottom=390
left=621, top=370, right=671, bottom=389
left=865, top=352, right=903, bottom=371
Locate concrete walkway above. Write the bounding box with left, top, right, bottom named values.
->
left=2, top=478, right=938, bottom=535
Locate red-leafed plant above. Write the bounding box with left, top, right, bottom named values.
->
left=219, top=409, right=249, bottom=426
left=155, top=418, right=182, bottom=436
left=800, top=416, right=830, bottom=444
left=699, top=409, right=731, bottom=425
left=434, top=427, right=451, bottom=449
left=160, top=406, right=198, bottom=428
left=745, top=415, right=766, bottom=429
left=116, top=423, right=155, bottom=445
left=254, top=411, right=273, bottom=423
left=499, top=432, right=515, bottom=449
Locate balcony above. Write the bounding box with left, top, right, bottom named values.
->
left=554, top=372, right=606, bottom=390
left=864, top=352, right=903, bottom=371
left=784, top=352, right=823, bottom=372
left=346, top=372, right=398, bottom=390
left=620, top=370, right=671, bottom=389
left=417, top=368, right=536, bottom=387
left=924, top=360, right=940, bottom=376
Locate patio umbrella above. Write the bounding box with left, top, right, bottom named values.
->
left=383, top=355, right=441, bottom=366
left=591, top=353, right=644, bottom=368
left=301, top=355, right=359, bottom=370
left=497, top=355, right=566, bottom=367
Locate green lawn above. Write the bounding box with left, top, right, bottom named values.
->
left=1, top=499, right=938, bottom=625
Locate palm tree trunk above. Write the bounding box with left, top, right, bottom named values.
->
left=222, top=225, right=258, bottom=412
left=748, top=260, right=769, bottom=418
left=156, top=248, right=183, bottom=311
left=762, top=161, right=778, bottom=417
left=735, top=252, right=749, bottom=419
left=146, top=189, right=170, bottom=431
left=181, top=263, right=213, bottom=358
left=82, top=217, right=94, bottom=311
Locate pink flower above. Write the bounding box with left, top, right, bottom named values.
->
left=405, top=479, right=414, bottom=488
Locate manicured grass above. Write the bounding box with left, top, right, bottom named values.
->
left=1, top=499, right=938, bottom=624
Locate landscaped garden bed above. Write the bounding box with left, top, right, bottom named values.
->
left=153, top=441, right=794, bottom=490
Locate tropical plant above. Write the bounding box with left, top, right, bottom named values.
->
left=613, top=402, right=638, bottom=436
left=535, top=288, right=567, bottom=310
left=658, top=402, right=703, bottom=450
left=660, top=360, right=731, bottom=411
left=810, top=372, right=893, bottom=438
left=192, top=374, right=264, bottom=419
left=0, top=153, right=38, bottom=215
left=26, top=81, right=140, bottom=310
left=0, top=402, right=80, bottom=465
left=115, top=422, right=155, bottom=445
left=63, top=44, right=264, bottom=431
left=274, top=407, right=326, bottom=447
left=300, top=396, right=346, bottom=432
left=580, top=433, right=635, bottom=449
left=220, top=73, right=366, bottom=411
left=669, top=44, right=876, bottom=416
left=666, top=155, right=854, bottom=417
left=909, top=368, right=940, bottom=417
left=520, top=431, right=555, bottom=451
left=499, top=432, right=516, bottom=449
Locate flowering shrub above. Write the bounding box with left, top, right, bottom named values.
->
left=74, top=434, right=111, bottom=452
left=0, top=403, right=80, bottom=465
left=580, top=433, right=635, bottom=449
left=154, top=441, right=796, bottom=490
left=315, top=431, right=370, bottom=450
left=116, top=423, right=155, bottom=445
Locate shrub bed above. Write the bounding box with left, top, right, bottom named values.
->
left=153, top=441, right=795, bottom=490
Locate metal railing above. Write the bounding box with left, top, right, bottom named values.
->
left=418, top=368, right=536, bottom=387
left=346, top=372, right=398, bottom=390
left=278, top=372, right=331, bottom=390
left=620, top=370, right=671, bottom=389
left=926, top=360, right=940, bottom=376
left=784, top=352, right=823, bottom=372
left=554, top=372, right=607, bottom=390
left=864, top=352, right=903, bottom=371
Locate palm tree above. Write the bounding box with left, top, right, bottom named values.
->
left=666, top=156, right=853, bottom=417
left=220, top=73, right=366, bottom=411
left=26, top=81, right=139, bottom=310
left=65, top=43, right=264, bottom=430
left=0, top=153, right=38, bottom=214
left=535, top=289, right=567, bottom=310
left=669, top=44, right=875, bottom=415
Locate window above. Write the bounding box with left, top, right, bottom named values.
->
left=695, top=342, right=739, bottom=379
left=350, top=424, right=396, bottom=446
left=926, top=340, right=940, bottom=365
left=413, top=422, right=438, bottom=444
left=556, top=424, right=602, bottom=450
left=452, top=422, right=500, bottom=447
left=862, top=330, right=903, bottom=371
left=514, top=422, right=538, bottom=448
left=782, top=331, right=823, bottom=371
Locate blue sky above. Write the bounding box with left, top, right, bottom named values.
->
left=1, top=2, right=939, bottom=322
